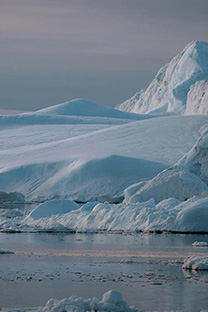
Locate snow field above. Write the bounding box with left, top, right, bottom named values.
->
left=0, top=113, right=207, bottom=202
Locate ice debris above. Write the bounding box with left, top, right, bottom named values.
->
left=1, top=290, right=137, bottom=312
left=183, top=256, right=208, bottom=270
left=192, top=241, right=208, bottom=247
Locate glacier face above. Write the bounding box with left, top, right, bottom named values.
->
left=116, top=41, right=208, bottom=115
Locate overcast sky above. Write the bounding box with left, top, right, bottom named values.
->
left=0, top=0, right=208, bottom=110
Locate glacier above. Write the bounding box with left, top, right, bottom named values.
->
left=1, top=42, right=208, bottom=234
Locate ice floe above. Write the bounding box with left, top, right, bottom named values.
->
left=192, top=241, right=208, bottom=247
left=183, top=256, right=208, bottom=270
left=1, top=290, right=136, bottom=312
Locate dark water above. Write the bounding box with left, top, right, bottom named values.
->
left=0, top=232, right=208, bottom=311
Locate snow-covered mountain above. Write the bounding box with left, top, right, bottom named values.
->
left=116, top=40, right=208, bottom=115
left=1, top=47, right=208, bottom=233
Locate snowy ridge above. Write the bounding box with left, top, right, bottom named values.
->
left=36, top=98, right=147, bottom=120
left=116, top=41, right=208, bottom=115
left=0, top=98, right=151, bottom=130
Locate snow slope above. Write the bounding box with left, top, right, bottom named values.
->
left=0, top=114, right=207, bottom=202
left=123, top=127, right=208, bottom=206
left=124, top=166, right=208, bottom=204
left=116, top=41, right=208, bottom=115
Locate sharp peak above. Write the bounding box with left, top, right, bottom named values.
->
left=183, top=40, right=208, bottom=51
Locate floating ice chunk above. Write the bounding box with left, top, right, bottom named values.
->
left=183, top=256, right=208, bottom=270
left=101, top=290, right=133, bottom=311
left=1, top=290, right=137, bottom=312
left=192, top=241, right=208, bottom=247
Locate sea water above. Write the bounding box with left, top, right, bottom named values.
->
left=0, top=232, right=208, bottom=311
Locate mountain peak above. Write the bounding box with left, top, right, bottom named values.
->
left=116, top=40, right=208, bottom=115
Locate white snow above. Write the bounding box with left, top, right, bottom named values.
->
left=183, top=256, right=208, bottom=270
left=124, top=166, right=208, bottom=204
left=192, top=241, right=208, bottom=247
left=37, top=98, right=146, bottom=121
left=1, top=101, right=208, bottom=232
left=0, top=195, right=205, bottom=233
left=1, top=290, right=136, bottom=312
left=27, top=199, right=79, bottom=220
left=179, top=127, right=208, bottom=185
left=173, top=197, right=208, bottom=232
left=186, top=80, right=208, bottom=115
left=1, top=42, right=208, bottom=233
left=0, top=113, right=207, bottom=202
left=116, top=41, right=208, bottom=115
